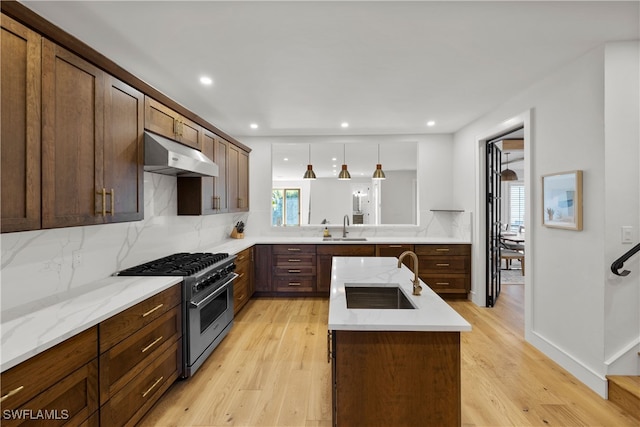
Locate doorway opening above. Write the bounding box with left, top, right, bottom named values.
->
left=485, top=128, right=525, bottom=307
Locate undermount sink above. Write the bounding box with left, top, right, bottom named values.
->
left=323, top=237, right=368, bottom=241
left=345, top=284, right=416, bottom=309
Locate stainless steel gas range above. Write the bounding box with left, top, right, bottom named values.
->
left=118, top=252, right=238, bottom=377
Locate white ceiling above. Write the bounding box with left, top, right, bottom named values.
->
left=22, top=1, right=639, bottom=140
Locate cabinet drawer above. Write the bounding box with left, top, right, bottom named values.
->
left=99, top=306, right=181, bottom=404
left=274, top=277, right=316, bottom=293
left=272, top=245, right=316, bottom=254
left=274, top=254, right=316, bottom=267
left=419, top=256, right=469, bottom=274
left=233, top=279, right=249, bottom=314
left=274, top=266, right=316, bottom=276
left=99, top=285, right=181, bottom=352
left=316, top=244, right=375, bottom=256
left=415, top=244, right=470, bottom=256
left=100, top=339, right=181, bottom=427
left=234, top=248, right=252, bottom=265
left=421, top=276, right=469, bottom=293
left=1, top=326, right=97, bottom=410
left=1, top=360, right=98, bottom=427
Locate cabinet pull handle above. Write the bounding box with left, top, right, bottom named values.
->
left=0, top=385, right=24, bottom=403
left=327, top=331, right=332, bottom=363
left=436, top=248, right=450, bottom=252
left=141, top=336, right=163, bottom=353
left=436, top=263, right=450, bottom=267
left=105, top=188, right=115, bottom=215
left=436, top=282, right=450, bottom=286
left=287, top=248, right=301, bottom=252
left=142, top=303, right=164, bottom=318
left=288, top=259, right=301, bottom=262
left=288, top=269, right=301, bottom=273
left=237, top=255, right=245, bottom=261
left=288, top=282, right=301, bottom=286
left=237, top=273, right=245, bottom=279
left=96, top=188, right=107, bottom=216
left=389, top=245, right=403, bottom=248
left=142, top=376, right=164, bottom=398
left=174, top=121, right=179, bottom=137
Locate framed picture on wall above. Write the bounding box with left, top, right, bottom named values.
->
left=542, top=170, right=583, bottom=230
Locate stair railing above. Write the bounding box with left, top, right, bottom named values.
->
left=611, top=242, right=640, bottom=276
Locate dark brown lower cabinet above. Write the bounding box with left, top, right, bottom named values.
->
left=317, top=245, right=376, bottom=293
left=0, top=328, right=99, bottom=427
left=331, top=330, right=461, bottom=427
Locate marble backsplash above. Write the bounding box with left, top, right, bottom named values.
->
left=1, top=173, right=249, bottom=312
left=1, top=172, right=471, bottom=313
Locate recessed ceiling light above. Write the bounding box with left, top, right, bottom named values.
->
left=199, top=76, right=213, bottom=85
left=284, top=158, right=288, bottom=161
left=332, top=157, right=337, bottom=161
left=427, top=120, right=436, bottom=127
left=332, top=164, right=337, bottom=168
left=341, top=122, right=349, bottom=128
left=250, top=123, right=258, bottom=129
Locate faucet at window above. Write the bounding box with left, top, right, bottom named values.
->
left=342, top=215, right=350, bottom=238
left=397, top=251, right=421, bottom=296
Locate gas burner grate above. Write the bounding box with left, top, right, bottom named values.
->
left=118, top=252, right=230, bottom=276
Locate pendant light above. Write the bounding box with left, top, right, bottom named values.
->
left=372, top=144, right=386, bottom=180
left=338, top=144, right=351, bottom=180
left=501, top=152, right=518, bottom=181
left=303, top=144, right=316, bottom=180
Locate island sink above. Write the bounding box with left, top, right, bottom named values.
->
left=345, top=285, right=415, bottom=309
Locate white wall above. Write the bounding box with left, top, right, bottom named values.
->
left=452, top=42, right=640, bottom=397
left=603, top=41, right=640, bottom=375
left=381, top=170, right=417, bottom=224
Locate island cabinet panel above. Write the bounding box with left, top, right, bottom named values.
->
left=233, top=247, right=254, bottom=314
left=0, top=327, right=99, bottom=426
left=144, top=96, right=202, bottom=150
left=332, top=330, right=461, bottom=427
left=1, top=14, right=41, bottom=233
left=316, top=245, right=375, bottom=293
left=415, top=244, right=471, bottom=298
left=98, top=284, right=182, bottom=426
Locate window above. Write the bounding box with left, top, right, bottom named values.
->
left=509, top=183, right=525, bottom=229
left=272, top=188, right=300, bottom=226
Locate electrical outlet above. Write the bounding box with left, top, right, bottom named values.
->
left=72, top=251, right=82, bottom=269
left=621, top=226, right=633, bottom=244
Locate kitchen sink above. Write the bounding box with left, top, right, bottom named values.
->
left=322, top=237, right=368, bottom=241
left=344, top=284, right=416, bottom=309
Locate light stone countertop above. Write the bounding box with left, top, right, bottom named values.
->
left=328, top=256, right=471, bottom=332
left=1, top=236, right=470, bottom=372
left=1, top=276, right=181, bottom=372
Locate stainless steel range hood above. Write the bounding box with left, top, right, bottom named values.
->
left=144, top=131, right=218, bottom=177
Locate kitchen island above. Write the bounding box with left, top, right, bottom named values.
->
left=328, top=256, right=471, bottom=427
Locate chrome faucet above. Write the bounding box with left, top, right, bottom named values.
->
left=397, top=251, right=421, bottom=296
left=342, top=215, right=350, bottom=238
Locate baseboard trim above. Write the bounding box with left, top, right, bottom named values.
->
left=527, top=330, right=608, bottom=398
left=605, top=336, right=640, bottom=376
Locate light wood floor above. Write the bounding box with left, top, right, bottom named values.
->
left=140, top=286, right=638, bottom=426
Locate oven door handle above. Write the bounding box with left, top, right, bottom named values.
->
left=189, top=273, right=238, bottom=309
